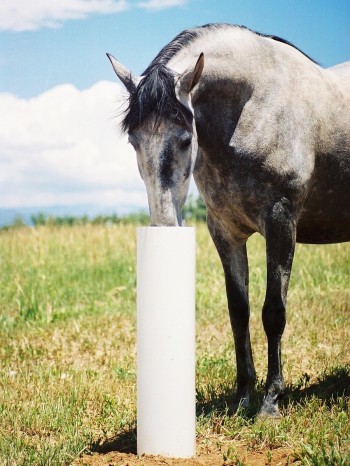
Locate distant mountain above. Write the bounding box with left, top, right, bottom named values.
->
left=0, top=205, right=146, bottom=227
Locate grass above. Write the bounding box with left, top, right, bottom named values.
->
left=0, top=223, right=349, bottom=465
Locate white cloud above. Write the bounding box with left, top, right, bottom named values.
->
left=137, top=0, right=186, bottom=11
left=0, top=0, right=189, bottom=32
left=0, top=81, right=148, bottom=210
left=0, top=0, right=128, bottom=32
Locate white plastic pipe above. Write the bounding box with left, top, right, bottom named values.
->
left=137, top=227, right=196, bottom=458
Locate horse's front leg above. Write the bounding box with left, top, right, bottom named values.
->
left=208, top=215, right=256, bottom=410
left=260, top=198, right=297, bottom=417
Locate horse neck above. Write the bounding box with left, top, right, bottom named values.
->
left=167, top=31, right=263, bottom=139
left=168, top=28, right=272, bottom=87
left=168, top=27, right=318, bottom=97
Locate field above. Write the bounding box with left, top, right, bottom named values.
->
left=0, top=223, right=349, bottom=466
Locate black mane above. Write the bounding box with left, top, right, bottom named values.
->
left=254, top=30, right=317, bottom=64
left=122, top=27, right=203, bottom=133
left=122, top=24, right=316, bottom=133
left=142, top=29, right=202, bottom=74
left=122, top=62, right=193, bottom=134
left=142, top=23, right=317, bottom=72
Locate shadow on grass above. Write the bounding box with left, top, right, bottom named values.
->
left=196, top=383, right=265, bottom=420
left=88, top=366, right=349, bottom=456
left=90, top=428, right=137, bottom=455
left=196, top=365, right=350, bottom=420
left=283, top=364, right=350, bottom=408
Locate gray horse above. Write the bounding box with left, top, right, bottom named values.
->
left=107, top=24, right=350, bottom=416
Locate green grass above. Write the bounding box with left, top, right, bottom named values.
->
left=0, top=223, right=349, bottom=465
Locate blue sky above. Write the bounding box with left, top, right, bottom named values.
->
left=0, top=0, right=349, bottom=214
left=1, top=0, right=349, bottom=98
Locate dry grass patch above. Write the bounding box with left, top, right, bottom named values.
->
left=0, top=223, right=349, bottom=465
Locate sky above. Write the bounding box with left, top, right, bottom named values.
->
left=0, top=0, right=349, bottom=217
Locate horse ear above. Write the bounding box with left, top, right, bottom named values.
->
left=178, top=53, right=204, bottom=94
left=106, top=53, right=139, bottom=94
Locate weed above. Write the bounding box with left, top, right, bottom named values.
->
left=222, top=446, right=245, bottom=465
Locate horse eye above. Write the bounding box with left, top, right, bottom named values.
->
left=179, top=136, right=192, bottom=151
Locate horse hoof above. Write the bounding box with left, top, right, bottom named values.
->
left=257, top=404, right=282, bottom=420
left=230, top=394, right=250, bottom=415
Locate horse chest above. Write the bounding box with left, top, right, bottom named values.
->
left=194, top=149, right=267, bottom=235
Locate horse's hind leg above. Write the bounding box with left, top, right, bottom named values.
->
left=208, top=215, right=256, bottom=410
left=260, top=198, right=296, bottom=417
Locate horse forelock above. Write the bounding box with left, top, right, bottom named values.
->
left=121, top=63, right=193, bottom=133
left=121, top=27, right=205, bottom=133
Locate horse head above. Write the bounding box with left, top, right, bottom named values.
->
left=107, top=53, right=204, bottom=226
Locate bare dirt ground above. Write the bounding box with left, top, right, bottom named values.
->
left=75, top=435, right=295, bottom=466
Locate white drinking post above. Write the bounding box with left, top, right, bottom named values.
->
left=137, top=226, right=196, bottom=458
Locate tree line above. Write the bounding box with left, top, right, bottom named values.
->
left=1, top=196, right=207, bottom=229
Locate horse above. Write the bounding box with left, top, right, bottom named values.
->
left=107, top=24, right=350, bottom=417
